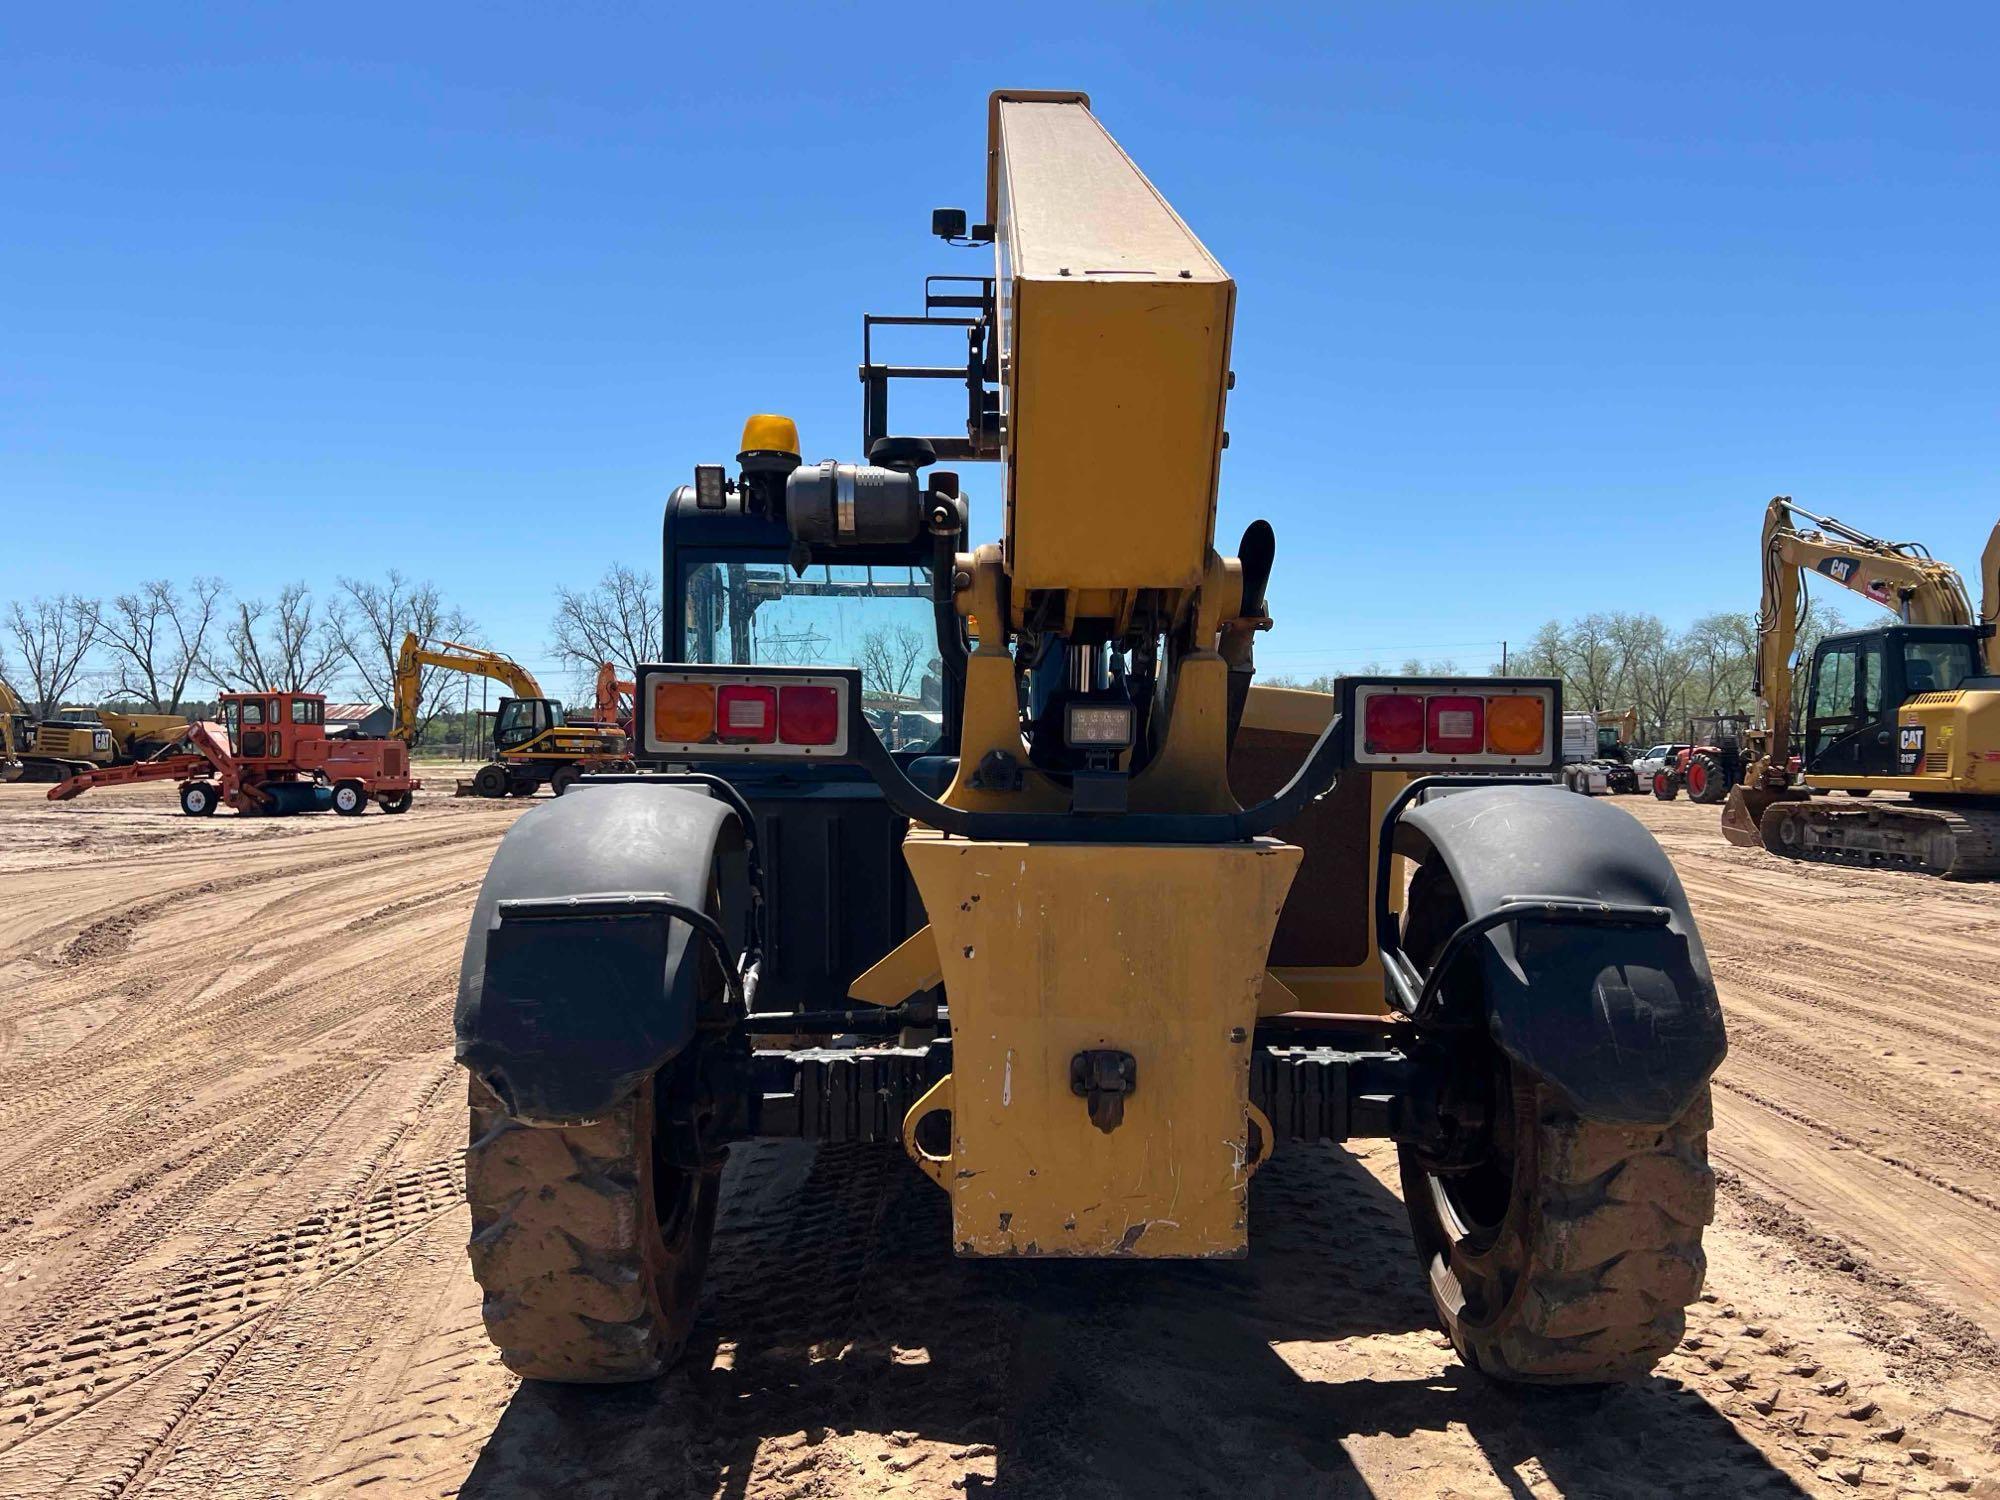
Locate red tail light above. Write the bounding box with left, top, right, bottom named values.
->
left=779, top=685, right=840, bottom=745
left=1363, top=692, right=1425, bottom=753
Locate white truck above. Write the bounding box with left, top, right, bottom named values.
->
left=1559, top=713, right=1611, bottom=794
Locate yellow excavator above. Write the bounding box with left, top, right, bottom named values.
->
left=1722, top=497, right=2000, bottom=876
left=392, top=633, right=633, bottom=797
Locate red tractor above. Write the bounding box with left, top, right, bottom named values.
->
left=1651, top=712, right=1754, bottom=805
left=49, top=690, right=418, bottom=816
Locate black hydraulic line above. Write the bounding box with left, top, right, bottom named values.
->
left=586, top=769, right=769, bottom=983
left=1370, top=773, right=1555, bottom=989
left=841, top=691, right=1349, bottom=844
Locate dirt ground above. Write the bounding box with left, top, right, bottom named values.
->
left=0, top=780, right=1995, bottom=1499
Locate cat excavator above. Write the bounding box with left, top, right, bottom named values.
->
left=1721, top=497, right=2000, bottom=876
left=392, top=634, right=633, bottom=797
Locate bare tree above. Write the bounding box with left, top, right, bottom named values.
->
left=93, top=577, right=226, bottom=712
left=335, top=570, right=474, bottom=745
left=551, top=564, right=662, bottom=679
left=5, top=595, right=100, bottom=716
left=857, top=622, right=929, bottom=699
left=202, top=583, right=346, bottom=694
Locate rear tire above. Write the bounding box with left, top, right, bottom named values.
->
left=333, top=781, right=367, bottom=816
left=1686, top=750, right=1728, bottom=804
left=465, top=1071, right=720, bottom=1382
left=463, top=874, right=732, bottom=1383
left=1401, top=1081, right=1714, bottom=1383
left=550, top=764, right=582, bottom=796
left=378, top=791, right=413, bottom=814
left=180, top=782, right=219, bottom=816
left=1395, top=861, right=1714, bottom=1383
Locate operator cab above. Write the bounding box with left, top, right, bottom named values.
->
left=219, top=692, right=325, bottom=760
left=492, top=696, right=564, bottom=752
left=653, top=415, right=967, bottom=1016
left=1802, top=624, right=1984, bottom=777
left=659, top=416, right=963, bottom=774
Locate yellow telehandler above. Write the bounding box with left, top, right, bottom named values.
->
left=451, top=91, right=1723, bottom=1392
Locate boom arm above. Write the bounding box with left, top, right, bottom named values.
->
left=1983, top=521, right=2000, bottom=646
left=394, top=633, right=545, bottom=744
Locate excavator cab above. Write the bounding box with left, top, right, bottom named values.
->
left=491, top=696, right=563, bottom=752
left=1802, top=625, right=1983, bottom=777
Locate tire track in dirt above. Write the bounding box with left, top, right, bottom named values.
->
left=0, top=1157, right=465, bottom=1495
left=2, top=786, right=1997, bottom=1495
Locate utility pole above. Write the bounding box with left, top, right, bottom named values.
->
left=1501, top=640, right=1509, bottom=674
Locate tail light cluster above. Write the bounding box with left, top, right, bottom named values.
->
left=642, top=668, right=851, bottom=758
left=1343, top=678, right=1559, bottom=770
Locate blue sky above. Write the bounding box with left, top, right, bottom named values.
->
left=4, top=4, right=1995, bottom=685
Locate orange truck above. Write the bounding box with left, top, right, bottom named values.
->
left=49, top=690, right=418, bottom=816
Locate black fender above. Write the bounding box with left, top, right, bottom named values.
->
left=455, top=782, right=742, bottom=1125
left=1396, top=785, right=1725, bottom=1125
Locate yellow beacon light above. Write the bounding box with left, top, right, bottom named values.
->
left=738, top=413, right=801, bottom=466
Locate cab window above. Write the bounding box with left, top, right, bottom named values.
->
left=1904, top=640, right=1975, bottom=696
left=1811, top=648, right=1855, bottom=720
left=1857, top=640, right=1883, bottom=715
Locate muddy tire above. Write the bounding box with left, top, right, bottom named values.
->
left=465, top=1070, right=720, bottom=1383
left=1401, top=1082, right=1713, bottom=1384
left=1396, top=858, right=1713, bottom=1383
left=1651, top=771, right=1677, bottom=801
left=472, top=763, right=510, bottom=799
left=549, top=764, right=582, bottom=797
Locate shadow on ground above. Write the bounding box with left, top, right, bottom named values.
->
left=460, top=1141, right=1804, bottom=1499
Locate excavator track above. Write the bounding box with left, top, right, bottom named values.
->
left=1759, top=797, right=2000, bottom=879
